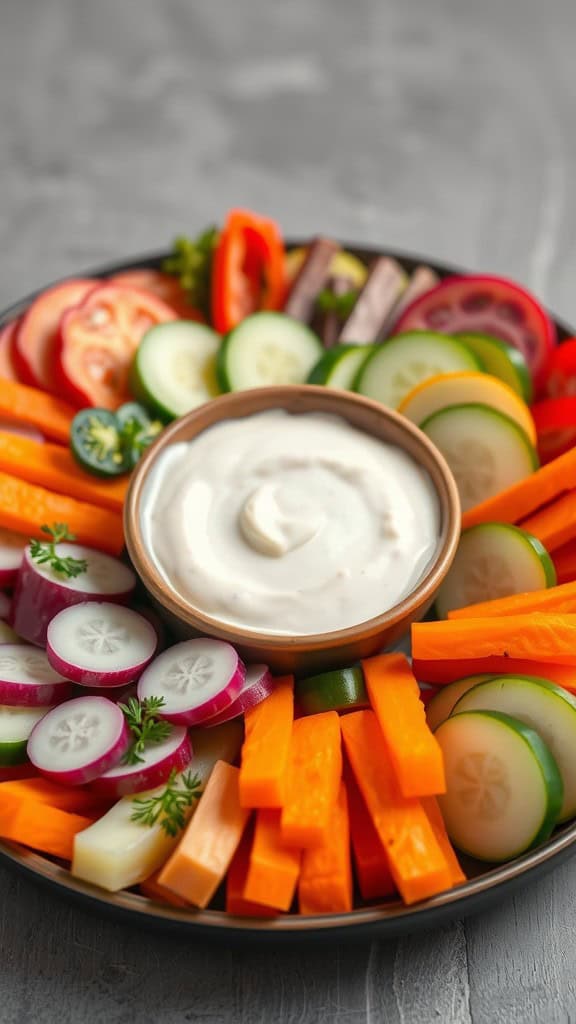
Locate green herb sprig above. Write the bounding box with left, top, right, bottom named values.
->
left=29, top=523, right=88, bottom=579
left=119, top=696, right=172, bottom=766
left=163, top=227, right=219, bottom=318
left=316, top=286, right=359, bottom=319
left=131, top=769, right=202, bottom=837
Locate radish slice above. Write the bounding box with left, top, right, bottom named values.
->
left=47, top=602, right=158, bottom=687
left=204, top=664, right=274, bottom=726
left=0, top=527, right=28, bottom=589
left=91, top=726, right=192, bottom=797
left=137, top=639, right=246, bottom=726
left=0, top=593, right=11, bottom=620
left=0, top=644, right=72, bottom=706
left=27, top=695, right=130, bottom=785
left=11, top=545, right=136, bottom=647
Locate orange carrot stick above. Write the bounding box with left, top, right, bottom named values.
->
left=448, top=580, right=576, bottom=620
left=298, top=781, right=352, bottom=915
left=362, top=653, right=445, bottom=797
left=243, top=810, right=301, bottom=912
left=0, top=790, right=92, bottom=859
left=462, top=446, right=576, bottom=529
left=0, top=432, right=128, bottom=513
left=421, top=797, right=466, bottom=887
left=520, top=491, right=576, bottom=551
left=140, top=871, right=189, bottom=908
left=341, top=711, right=454, bottom=905
left=413, top=656, right=576, bottom=691
left=552, top=539, right=576, bottom=585
left=0, top=471, right=124, bottom=555
left=226, top=823, right=277, bottom=917
left=0, top=379, right=76, bottom=444
left=345, top=767, right=396, bottom=901
left=0, top=778, right=109, bottom=815
left=158, top=761, right=249, bottom=908
left=239, top=676, right=294, bottom=808
left=412, top=614, right=576, bottom=666
left=280, top=711, right=342, bottom=847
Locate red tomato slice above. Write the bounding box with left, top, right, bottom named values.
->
left=15, top=279, right=97, bottom=390
left=393, top=274, right=557, bottom=392
left=110, top=270, right=204, bottom=322
left=56, top=284, right=177, bottom=409
left=531, top=395, right=576, bottom=463
left=542, top=338, right=576, bottom=398
left=0, top=321, right=22, bottom=382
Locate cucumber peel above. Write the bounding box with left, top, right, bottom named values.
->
left=295, top=667, right=368, bottom=715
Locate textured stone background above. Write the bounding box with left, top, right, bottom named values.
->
left=2, top=0, right=576, bottom=1020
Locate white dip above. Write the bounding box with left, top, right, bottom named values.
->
left=140, top=409, right=440, bottom=635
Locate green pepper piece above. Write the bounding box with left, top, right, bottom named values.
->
left=115, top=402, right=163, bottom=469
left=295, top=667, right=369, bottom=716
left=70, top=408, right=128, bottom=477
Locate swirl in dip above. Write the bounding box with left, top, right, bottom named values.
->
left=140, top=409, right=440, bottom=636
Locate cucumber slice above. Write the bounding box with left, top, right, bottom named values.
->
left=295, top=667, right=369, bottom=715
left=435, top=523, right=556, bottom=618
left=436, top=710, right=563, bottom=861
left=420, top=404, right=539, bottom=512
left=0, top=704, right=53, bottom=765
left=355, top=331, right=482, bottom=409
left=307, top=344, right=373, bottom=389
left=217, top=313, right=323, bottom=392
left=456, top=333, right=533, bottom=403
left=426, top=675, right=493, bottom=733
left=453, top=675, right=576, bottom=821
left=132, top=321, right=221, bottom=421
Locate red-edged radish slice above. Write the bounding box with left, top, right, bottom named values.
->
left=137, top=639, right=246, bottom=726
left=27, top=695, right=130, bottom=785
left=0, top=593, right=10, bottom=620
left=47, top=602, right=158, bottom=687
left=204, top=664, right=274, bottom=726
left=91, top=726, right=192, bottom=797
left=14, top=278, right=97, bottom=390
left=0, top=527, right=28, bottom=589
left=11, top=545, right=136, bottom=647
left=0, top=644, right=72, bottom=706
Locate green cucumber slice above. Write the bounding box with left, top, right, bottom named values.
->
left=132, top=321, right=221, bottom=421
left=295, top=667, right=368, bottom=715
left=355, top=331, right=482, bottom=409
left=0, top=705, right=53, bottom=765
left=435, top=523, right=556, bottom=618
left=426, top=675, right=494, bottom=733
left=453, top=675, right=576, bottom=821
left=307, top=344, right=373, bottom=390
left=217, top=313, right=323, bottom=392
left=456, top=333, right=533, bottom=403
left=436, top=710, right=563, bottom=861
left=420, top=403, right=539, bottom=513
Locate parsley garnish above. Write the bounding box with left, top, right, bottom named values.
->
left=119, top=696, right=172, bottom=766
left=131, top=769, right=202, bottom=836
left=29, top=523, right=88, bottom=579
left=163, top=227, right=219, bottom=318
left=316, top=286, right=359, bottom=318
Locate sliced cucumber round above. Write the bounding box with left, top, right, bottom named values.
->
left=456, top=333, right=533, bottom=403
left=0, top=704, right=53, bottom=765
left=217, top=312, right=323, bottom=392
left=420, top=404, right=539, bottom=513
left=453, top=675, right=576, bottom=821
left=436, top=710, right=563, bottom=861
left=426, top=675, right=494, bottom=733
left=435, top=523, right=556, bottom=618
left=295, top=667, right=368, bottom=716
left=132, top=321, right=221, bottom=421
left=307, top=344, right=373, bottom=390
left=355, top=331, right=482, bottom=409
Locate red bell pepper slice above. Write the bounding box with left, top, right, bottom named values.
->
left=543, top=338, right=576, bottom=398
left=531, top=395, right=576, bottom=463
left=212, top=209, right=286, bottom=333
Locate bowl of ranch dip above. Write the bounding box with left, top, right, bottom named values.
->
left=124, top=386, right=461, bottom=675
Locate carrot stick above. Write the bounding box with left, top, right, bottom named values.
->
left=298, top=781, right=352, bottom=915
left=345, top=767, right=396, bottom=901
left=413, top=656, right=576, bottom=690
left=362, top=653, right=445, bottom=797
left=239, top=676, right=294, bottom=808
left=552, top=539, right=576, bottom=585
left=340, top=711, right=453, bottom=904
left=462, top=446, right=576, bottom=530
left=0, top=790, right=92, bottom=859
left=412, top=614, right=576, bottom=665
left=140, top=871, right=190, bottom=908
left=448, top=580, right=576, bottom=620
left=280, top=711, right=342, bottom=847
left=0, top=778, right=108, bottom=815
left=0, top=379, right=76, bottom=444
left=421, top=797, right=466, bottom=887
left=0, top=471, right=124, bottom=555
left=520, top=491, right=576, bottom=551
left=158, top=761, right=249, bottom=908
left=226, top=823, right=277, bottom=917
left=243, top=810, right=301, bottom=912
left=0, top=432, right=128, bottom=513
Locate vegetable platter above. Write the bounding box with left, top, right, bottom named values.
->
left=1, top=214, right=576, bottom=942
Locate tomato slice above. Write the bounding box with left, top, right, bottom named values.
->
left=0, top=321, right=22, bottom=382
left=531, top=395, right=576, bottom=463
left=212, top=209, right=286, bottom=333
left=110, top=270, right=204, bottom=322
left=56, top=285, right=177, bottom=409
left=393, top=274, right=557, bottom=392
left=15, top=279, right=97, bottom=390
left=541, top=338, right=576, bottom=398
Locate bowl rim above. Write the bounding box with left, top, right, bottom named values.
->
left=123, top=384, right=461, bottom=649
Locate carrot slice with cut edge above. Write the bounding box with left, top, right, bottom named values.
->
left=412, top=614, right=576, bottom=666
left=280, top=711, right=342, bottom=848
left=0, top=790, right=92, bottom=860
left=448, top=579, right=576, bottom=620
left=299, top=781, right=352, bottom=915
left=552, top=539, right=576, bottom=585
left=239, top=676, right=294, bottom=808
left=413, top=656, right=576, bottom=691
left=340, top=711, right=453, bottom=905
left=226, top=823, right=277, bottom=917
left=140, top=871, right=189, bottom=908
left=345, top=767, right=396, bottom=901
left=362, top=653, right=446, bottom=797
left=462, top=445, right=576, bottom=529
left=0, top=378, right=76, bottom=444
left=243, top=810, right=301, bottom=912
left=0, top=778, right=108, bottom=815
left=421, top=797, right=466, bottom=887
left=520, top=491, right=576, bottom=552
